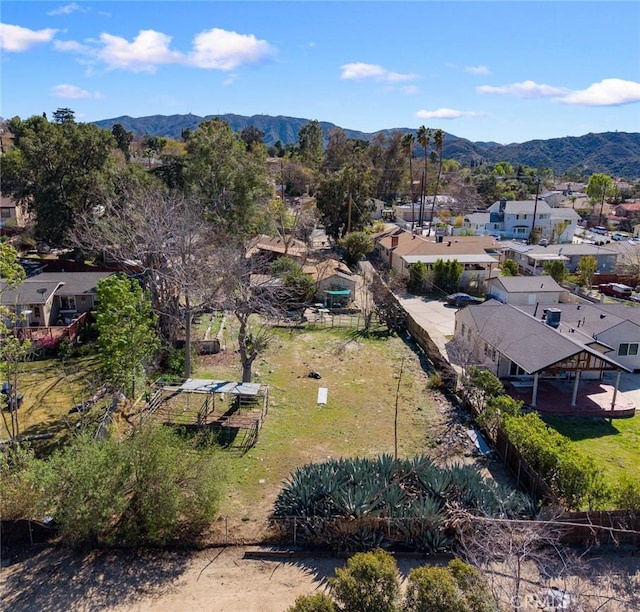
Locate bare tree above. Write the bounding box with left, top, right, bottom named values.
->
left=74, top=184, right=223, bottom=378
left=214, top=245, right=289, bottom=382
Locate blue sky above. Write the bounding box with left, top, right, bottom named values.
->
left=1, top=1, right=639, bottom=144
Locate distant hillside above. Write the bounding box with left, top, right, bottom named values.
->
left=93, top=113, right=640, bottom=179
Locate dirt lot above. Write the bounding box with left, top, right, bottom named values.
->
left=2, top=544, right=639, bottom=612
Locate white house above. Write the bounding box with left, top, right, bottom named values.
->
left=486, top=199, right=580, bottom=243
left=487, top=276, right=565, bottom=305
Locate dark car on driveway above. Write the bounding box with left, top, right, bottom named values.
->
left=445, top=293, right=483, bottom=307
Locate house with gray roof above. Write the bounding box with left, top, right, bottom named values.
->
left=1, top=271, right=114, bottom=327
left=487, top=275, right=565, bottom=305
left=518, top=301, right=640, bottom=372
left=500, top=241, right=618, bottom=275
left=453, top=301, right=633, bottom=415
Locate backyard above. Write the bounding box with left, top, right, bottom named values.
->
left=7, top=316, right=477, bottom=543
left=544, top=413, right=640, bottom=488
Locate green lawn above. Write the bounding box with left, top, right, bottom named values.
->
left=192, top=323, right=441, bottom=523
left=9, top=354, right=107, bottom=455
left=543, top=414, right=640, bottom=487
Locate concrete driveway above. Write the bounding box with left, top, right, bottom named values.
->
left=395, top=293, right=457, bottom=355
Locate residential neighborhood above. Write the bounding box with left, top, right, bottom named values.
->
left=2, top=104, right=640, bottom=612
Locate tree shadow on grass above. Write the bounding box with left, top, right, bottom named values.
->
left=542, top=415, right=620, bottom=441
left=1, top=545, right=190, bottom=612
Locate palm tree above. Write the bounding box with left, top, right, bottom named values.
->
left=429, top=129, right=445, bottom=236
left=401, top=133, right=415, bottom=229
left=416, top=126, right=431, bottom=228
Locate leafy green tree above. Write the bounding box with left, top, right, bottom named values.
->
left=184, top=119, right=272, bottom=236
left=0, top=114, right=114, bottom=246
left=52, top=107, right=75, bottom=124
left=501, top=258, right=519, bottom=276
left=577, top=255, right=598, bottom=288
left=338, top=231, right=374, bottom=268
left=316, top=164, right=375, bottom=241
left=404, top=566, right=469, bottom=612
left=271, top=257, right=316, bottom=310
left=433, top=258, right=463, bottom=294
left=368, top=131, right=405, bottom=203
left=328, top=549, right=400, bottom=612
left=463, top=367, right=504, bottom=414
left=407, top=261, right=429, bottom=295
left=95, top=273, right=159, bottom=397
left=287, top=594, right=336, bottom=612
left=542, top=259, right=568, bottom=283
left=297, top=119, right=324, bottom=170
left=586, top=173, right=614, bottom=226
left=0, top=242, right=30, bottom=440
left=112, top=123, right=133, bottom=162
left=240, top=125, right=265, bottom=152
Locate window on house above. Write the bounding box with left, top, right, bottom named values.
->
left=461, top=323, right=466, bottom=336
left=0, top=208, right=11, bottom=219
left=619, top=343, right=639, bottom=356
left=33, top=306, right=41, bottom=318
left=59, top=296, right=76, bottom=311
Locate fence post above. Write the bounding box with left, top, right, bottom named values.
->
left=293, top=517, right=297, bottom=547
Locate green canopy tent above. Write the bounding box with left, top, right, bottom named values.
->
left=324, top=289, right=351, bottom=309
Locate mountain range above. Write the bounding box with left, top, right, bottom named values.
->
left=93, top=113, right=640, bottom=180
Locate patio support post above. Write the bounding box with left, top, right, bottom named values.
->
left=611, top=370, right=621, bottom=410
left=531, top=372, right=539, bottom=407
left=571, top=371, right=581, bottom=406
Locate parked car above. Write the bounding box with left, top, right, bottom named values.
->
left=592, top=226, right=609, bottom=235
left=598, top=283, right=633, bottom=299
left=611, top=232, right=629, bottom=241
left=445, top=293, right=483, bottom=307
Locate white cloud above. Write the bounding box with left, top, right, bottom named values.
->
left=0, top=23, right=58, bottom=51
left=223, top=73, right=237, bottom=86
left=558, top=78, right=640, bottom=106
left=47, top=3, right=83, bottom=16
left=402, top=85, right=419, bottom=96
left=55, top=27, right=275, bottom=73
left=54, top=39, right=91, bottom=53
left=97, top=30, right=184, bottom=72
left=340, top=62, right=418, bottom=83
left=477, top=80, right=568, bottom=98
left=51, top=83, right=91, bottom=99
left=415, top=108, right=489, bottom=119
left=465, top=64, right=491, bottom=76
left=188, top=28, right=275, bottom=70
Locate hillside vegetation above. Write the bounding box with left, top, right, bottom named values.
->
left=94, top=113, right=640, bottom=179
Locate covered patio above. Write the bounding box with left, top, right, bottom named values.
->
left=505, top=377, right=635, bottom=418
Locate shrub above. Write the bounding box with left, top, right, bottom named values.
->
left=42, top=422, right=226, bottom=547
left=447, top=558, right=497, bottom=612
left=503, top=412, right=600, bottom=509
left=287, top=593, right=336, bottom=612
left=328, top=549, right=400, bottom=612
left=404, top=566, right=468, bottom=612
left=614, top=476, right=640, bottom=509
